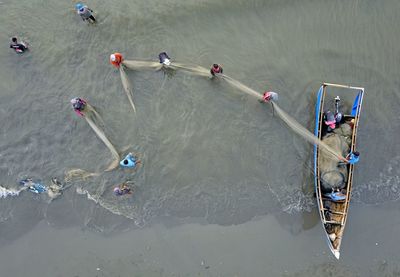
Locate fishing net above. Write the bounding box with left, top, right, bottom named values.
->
left=319, top=123, right=352, bottom=193
left=168, top=63, right=211, bottom=77
left=119, top=66, right=137, bottom=113
left=220, top=74, right=262, bottom=98
left=83, top=105, right=120, bottom=171
left=1, top=61, right=352, bottom=229
left=218, top=72, right=347, bottom=162
left=63, top=167, right=146, bottom=230
left=108, top=60, right=349, bottom=221
left=123, top=60, right=163, bottom=71
left=272, top=102, right=346, bottom=162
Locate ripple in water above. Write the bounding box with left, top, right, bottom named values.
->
left=352, top=155, right=400, bottom=205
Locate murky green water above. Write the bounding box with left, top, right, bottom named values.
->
left=1, top=0, right=400, bottom=276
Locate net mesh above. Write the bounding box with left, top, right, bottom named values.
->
left=4, top=60, right=349, bottom=226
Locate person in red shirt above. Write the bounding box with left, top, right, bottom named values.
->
left=210, top=64, right=223, bottom=76
left=261, top=91, right=278, bottom=103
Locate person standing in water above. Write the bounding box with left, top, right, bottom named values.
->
left=158, top=52, right=171, bottom=65
left=260, top=91, right=278, bottom=103
left=70, top=97, right=87, bottom=117
left=113, top=183, right=133, bottom=196
left=120, top=153, right=141, bottom=169
left=75, top=3, right=96, bottom=23
left=10, top=37, right=28, bottom=53
left=110, top=53, right=123, bottom=68
left=210, top=64, right=223, bottom=76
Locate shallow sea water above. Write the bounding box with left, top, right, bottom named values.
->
left=1, top=0, right=400, bottom=276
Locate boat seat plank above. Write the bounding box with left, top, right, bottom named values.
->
left=323, top=209, right=345, bottom=215
left=324, top=220, right=343, bottom=226
left=322, top=197, right=346, bottom=203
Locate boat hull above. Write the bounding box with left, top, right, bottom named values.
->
left=314, top=83, right=364, bottom=259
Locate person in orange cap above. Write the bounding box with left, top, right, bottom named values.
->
left=110, top=53, right=123, bottom=68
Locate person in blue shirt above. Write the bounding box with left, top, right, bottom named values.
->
left=19, top=178, right=47, bottom=194
left=120, top=153, right=140, bottom=168
left=346, top=151, right=360, bottom=165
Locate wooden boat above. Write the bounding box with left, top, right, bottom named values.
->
left=314, top=83, right=364, bottom=259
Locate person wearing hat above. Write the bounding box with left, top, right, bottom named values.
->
left=75, top=3, right=96, bottom=23
left=70, top=97, right=87, bottom=117
left=110, top=53, right=123, bottom=68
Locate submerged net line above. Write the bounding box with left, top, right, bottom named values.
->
left=120, top=59, right=346, bottom=161
left=83, top=106, right=120, bottom=171
left=76, top=186, right=140, bottom=221
left=271, top=102, right=346, bottom=162
left=64, top=169, right=100, bottom=183
left=220, top=74, right=263, bottom=98
left=168, top=63, right=211, bottom=77
left=119, top=66, right=137, bottom=113
left=216, top=76, right=345, bottom=161
left=123, top=60, right=163, bottom=71
left=123, top=60, right=210, bottom=77
left=58, top=58, right=348, bottom=221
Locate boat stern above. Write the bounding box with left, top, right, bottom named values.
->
left=333, top=250, right=340, bottom=260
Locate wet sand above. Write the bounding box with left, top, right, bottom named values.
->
left=1, top=203, right=400, bottom=277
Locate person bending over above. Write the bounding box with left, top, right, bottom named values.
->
left=70, top=97, right=87, bottom=117
left=76, top=3, right=96, bottom=23
left=260, top=91, right=278, bottom=103
left=10, top=37, right=28, bottom=53
left=158, top=52, right=171, bottom=65
left=210, top=64, right=223, bottom=76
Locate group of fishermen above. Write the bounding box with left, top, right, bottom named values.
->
left=9, top=2, right=282, bottom=199
left=19, top=177, right=64, bottom=199
left=9, top=3, right=95, bottom=54
left=17, top=151, right=139, bottom=197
